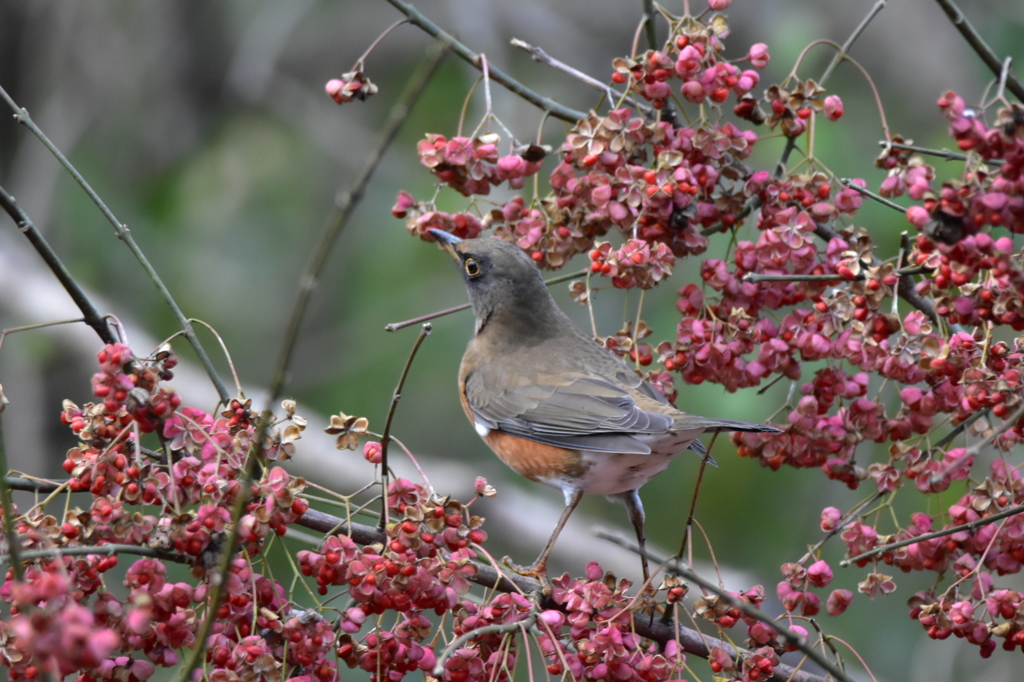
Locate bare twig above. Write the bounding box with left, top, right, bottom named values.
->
left=510, top=39, right=654, bottom=117
left=641, top=0, right=657, bottom=52
left=4, top=476, right=63, bottom=493
left=818, top=0, right=887, bottom=85
left=676, top=435, right=716, bottom=560
left=811, top=220, right=940, bottom=326
left=175, top=424, right=261, bottom=682
left=383, top=0, right=586, bottom=123
left=0, top=87, right=230, bottom=404
left=879, top=140, right=1003, bottom=166
left=934, top=0, right=1024, bottom=102
left=934, top=399, right=1024, bottom=483
left=432, top=603, right=540, bottom=676
left=386, top=302, right=472, bottom=332
left=743, top=269, right=922, bottom=284
left=839, top=179, right=907, bottom=214
left=178, top=37, right=449, bottom=682
left=267, top=45, right=446, bottom=402
left=379, top=323, right=432, bottom=529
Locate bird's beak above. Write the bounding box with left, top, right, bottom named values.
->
left=427, top=228, right=462, bottom=262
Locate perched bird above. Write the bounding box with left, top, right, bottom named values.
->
left=428, top=229, right=782, bottom=585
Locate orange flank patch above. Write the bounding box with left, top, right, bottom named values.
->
left=481, top=430, right=584, bottom=482
left=459, top=376, right=585, bottom=482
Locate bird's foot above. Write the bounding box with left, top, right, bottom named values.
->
left=501, top=555, right=553, bottom=595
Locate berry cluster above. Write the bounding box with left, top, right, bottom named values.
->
left=416, top=133, right=543, bottom=197
left=610, top=27, right=767, bottom=111
left=537, top=563, right=688, bottom=682
left=1, top=343, right=313, bottom=680
left=588, top=239, right=676, bottom=289
left=325, top=70, right=379, bottom=105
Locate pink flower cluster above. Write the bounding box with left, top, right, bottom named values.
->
left=416, top=133, right=542, bottom=197
left=539, top=563, right=688, bottom=682
left=828, top=459, right=1024, bottom=657
left=325, top=70, right=379, bottom=105
left=588, top=239, right=676, bottom=289
left=610, top=28, right=767, bottom=110
left=776, top=559, right=852, bottom=619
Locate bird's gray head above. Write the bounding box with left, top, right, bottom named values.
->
left=428, top=229, right=567, bottom=342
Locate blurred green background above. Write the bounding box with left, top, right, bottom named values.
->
left=1, top=1, right=1022, bottom=680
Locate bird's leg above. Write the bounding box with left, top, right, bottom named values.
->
left=503, top=489, right=583, bottom=591
left=622, top=489, right=651, bottom=587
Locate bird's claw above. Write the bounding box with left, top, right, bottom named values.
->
left=501, top=555, right=553, bottom=595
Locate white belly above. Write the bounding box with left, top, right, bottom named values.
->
left=540, top=430, right=701, bottom=498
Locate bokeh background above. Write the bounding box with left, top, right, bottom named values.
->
left=0, top=1, right=1022, bottom=680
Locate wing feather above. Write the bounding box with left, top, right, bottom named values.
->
left=463, top=366, right=672, bottom=453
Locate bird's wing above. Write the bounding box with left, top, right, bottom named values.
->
left=463, top=366, right=673, bottom=454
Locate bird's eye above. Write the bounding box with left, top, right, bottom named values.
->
left=464, top=258, right=481, bottom=277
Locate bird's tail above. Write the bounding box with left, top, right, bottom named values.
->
left=675, top=415, right=784, bottom=434
left=683, top=418, right=781, bottom=468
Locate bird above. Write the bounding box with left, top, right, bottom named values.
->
left=427, top=228, right=782, bottom=587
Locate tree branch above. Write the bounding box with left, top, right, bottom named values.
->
left=934, top=0, right=1024, bottom=102
left=840, top=501, right=1024, bottom=567
left=0, top=543, right=192, bottom=566
left=382, top=0, right=587, bottom=123
left=0, top=185, right=117, bottom=345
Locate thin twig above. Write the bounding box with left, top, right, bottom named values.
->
left=175, top=422, right=262, bottom=682
left=930, top=408, right=990, bottom=453
left=379, top=323, right=433, bottom=530
left=432, top=605, right=540, bottom=676
left=0, top=185, right=116, bottom=345
left=386, top=268, right=588, bottom=332
left=677, top=435, right=716, bottom=560
left=0, top=320, right=86, bottom=355
left=934, top=0, right=1024, bottom=102
left=267, top=45, right=446, bottom=400
left=386, top=303, right=471, bottom=332
left=812, top=220, right=941, bottom=326
left=641, top=0, right=657, bottom=52
left=839, top=179, right=907, bottom=214
left=841, top=500, right=1024, bottom=567
left=934, top=399, right=1024, bottom=483
left=509, top=39, right=654, bottom=117
left=742, top=265, right=929, bottom=284
left=0, top=87, right=230, bottom=404
left=879, top=140, right=1003, bottom=166
left=383, top=0, right=586, bottom=123
left=0, top=420, right=23, bottom=581
left=4, top=476, right=63, bottom=493
left=352, top=18, right=409, bottom=68
left=819, top=0, right=887, bottom=85
left=798, top=492, right=885, bottom=565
